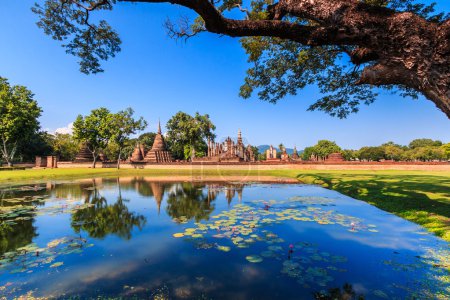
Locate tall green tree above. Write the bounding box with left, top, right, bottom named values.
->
left=442, top=143, right=450, bottom=160
left=341, top=149, right=358, bottom=161
left=33, top=1, right=450, bottom=117
left=17, top=131, right=54, bottom=162
left=73, top=107, right=112, bottom=168
left=51, top=133, right=80, bottom=161
left=381, top=142, right=405, bottom=161
left=302, top=146, right=315, bottom=161
left=0, top=78, right=42, bottom=166
left=138, top=132, right=157, bottom=150
left=408, top=138, right=443, bottom=149
left=166, top=112, right=216, bottom=160
left=312, top=140, right=342, bottom=160
left=358, top=146, right=386, bottom=161
left=109, top=108, right=147, bottom=169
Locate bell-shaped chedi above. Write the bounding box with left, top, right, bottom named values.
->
left=150, top=182, right=165, bottom=214
left=130, top=142, right=146, bottom=162
left=291, top=146, right=300, bottom=160
left=144, top=121, right=173, bottom=163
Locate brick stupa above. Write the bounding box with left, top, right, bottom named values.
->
left=326, top=152, right=344, bottom=162
left=130, top=142, right=146, bottom=162
left=74, top=143, right=92, bottom=162
left=144, top=121, right=173, bottom=163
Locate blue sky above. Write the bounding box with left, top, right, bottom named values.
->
left=1, top=1, right=449, bottom=149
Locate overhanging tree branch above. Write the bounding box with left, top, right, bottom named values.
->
left=33, top=0, right=450, bottom=118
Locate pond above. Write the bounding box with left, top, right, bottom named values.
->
left=0, top=178, right=449, bottom=299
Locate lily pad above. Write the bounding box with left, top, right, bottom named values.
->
left=246, top=255, right=263, bottom=263
left=50, top=262, right=64, bottom=268
left=216, top=245, right=231, bottom=252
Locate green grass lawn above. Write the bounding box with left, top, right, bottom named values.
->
left=1, top=168, right=449, bottom=242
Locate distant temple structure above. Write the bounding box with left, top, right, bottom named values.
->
left=325, top=152, right=345, bottom=162
left=74, top=143, right=92, bottom=162
left=130, top=143, right=146, bottom=162
left=291, top=146, right=300, bottom=160
left=266, top=145, right=278, bottom=161
left=143, top=121, right=173, bottom=163
left=280, top=148, right=290, bottom=161
left=196, top=129, right=255, bottom=162
left=73, top=143, right=107, bottom=163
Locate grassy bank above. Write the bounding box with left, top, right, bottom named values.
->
left=0, top=168, right=449, bottom=241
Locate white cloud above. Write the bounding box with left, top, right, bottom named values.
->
left=55, top=122, right=74, bottom=135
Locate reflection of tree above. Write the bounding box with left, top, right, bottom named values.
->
left=71, top=189, right=146, bottom=240
left=314, top=283, right=364, bottom=300
left=0, top=219, right=37, bottom=255
left=166, top=183, right=215, bottom=222
left=134, top=179, right=154, bottom=197
left=0, top=187, right=42, bottom=255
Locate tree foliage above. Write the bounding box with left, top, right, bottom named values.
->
left=300, top=138, right=447, bottom=162
left=50, top=133, right=80, bottom=161
left=32, top=0, right=121, bottom=74
left=357, top=146, right=386, bottom=161
left=31, top=0, right=450, bottom=118
left=166, top=111, right=216, bottom=160
left=0, top=78, right=42, bottom=166
left=308, top=140, right=341, bottom=160
left=138, top=132, right=157, bottom=150
left=73, top=107, right=112, bottom=168
left=108, top=108, right=147, bottom=168
left=17, top=131, right=54, bottom=162
left=408, top=138, right=442, bottom=149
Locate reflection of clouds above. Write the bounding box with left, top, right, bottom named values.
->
left=326, top=213, right=425, bottom=250
left=29, top=229, right=178, bottom=298
left=8, top=182, right=449, bottom=299
left=328, top=230, right=421, bottom=250
left=240, top=265, right=266, bottom=282
left=289, top=211, right=431, bottom=251
left=286, top=187, right=447, bottom=251
left=352, top=283, right=369, bottom=295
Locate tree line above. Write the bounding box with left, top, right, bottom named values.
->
left=302, top=139, right=450, bottom=162
left=0, top=78, right=216, bottom=167
left=1, top=78, right=448, bottom=167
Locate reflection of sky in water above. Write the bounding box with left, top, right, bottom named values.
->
left=0, top=179, right=448, bottom=299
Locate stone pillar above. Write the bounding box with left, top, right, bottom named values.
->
left=46, top=156, right=58, bottom=168
left=35, top=156, right=47, bottom=168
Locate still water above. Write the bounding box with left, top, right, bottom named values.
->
left=0, top=178, right=449, bottom=299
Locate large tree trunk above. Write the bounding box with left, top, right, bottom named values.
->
left=92, top=153, right=97, bottom=169
left=117, top=152, right=121, bottom=169
left=1, top=139, right=16, bottom=168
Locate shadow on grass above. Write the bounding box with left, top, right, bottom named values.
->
left=297, top=173, right=450, bottom=241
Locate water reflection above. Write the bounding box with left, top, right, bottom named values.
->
left=0, top=187, right=44, bottom=255
left=0, top=218, right=37, bottom=255
left=166, top=183, right=215, bottom=222
left=71, top=188, right=147, bottom=240
left=314, top=283, right=365, bottom=300
left=0, top=178, right=247, bottom=251
left=0, top=179, right=449, bottom=299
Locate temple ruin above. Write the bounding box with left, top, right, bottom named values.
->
left=74, top=143, right=92, bottom=162
left=266, top=145, right=278, bottom=161
left=143, top=121, right=173, bottom=163
left=291, top=146, right=300, bottom=160
left=130, top=143, right=146, bottom=162
left=196, top=129, right=255, bottom=162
